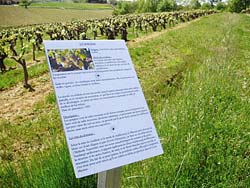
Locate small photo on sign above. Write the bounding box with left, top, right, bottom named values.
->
left=47, top=48, right=94, bottom=72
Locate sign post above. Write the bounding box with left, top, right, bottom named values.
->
left=97, top=167, right=122, bottom=188
left=44, top=40, right=163, bottom=182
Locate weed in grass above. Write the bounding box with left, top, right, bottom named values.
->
left=45, top=92, right=56, bottom=104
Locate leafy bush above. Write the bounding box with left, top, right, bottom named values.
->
left=113, top=2, right=138, bottom=15
left=72, top=0, right=87, bottom=3
left=157, top=0, right=175, bottom=12
left=228, top=0, right=249, bottom=13
left=19, top=0, right=32, bottom=8
left=201, top=2, right=212, bottom=10
left=189, top=0, right=201, bottom=9
left=137, top=0, right=157, bottom=13
left=216, top=2, right=227, bottom=11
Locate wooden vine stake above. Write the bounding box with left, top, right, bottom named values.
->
left=97, top=167, right=122, bottom=188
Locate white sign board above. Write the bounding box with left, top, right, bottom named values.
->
left=44, top=40, right=163, bottom=178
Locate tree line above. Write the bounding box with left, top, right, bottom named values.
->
left=112, top=0, right=250, bottom=15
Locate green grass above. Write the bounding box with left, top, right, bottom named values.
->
left=30, top=2, right=113, bottom=10
left=0, top=93, right=61, bottom=164
left=0, top=6, right=112, bottom=28
left=1, top=13, right=250, bottom=187
left=123, top=13, right=250, bottom=187
left=0, top=62, right=48, bottom=90
left=0, top=142, right=97, bottom=188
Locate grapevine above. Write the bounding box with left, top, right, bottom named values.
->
left=0, top=10, right=217, bottom=90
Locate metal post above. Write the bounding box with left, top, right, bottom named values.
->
left=97, top=167, right=122, bottom=188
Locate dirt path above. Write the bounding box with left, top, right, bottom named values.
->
left=0, top=18, right=201, bottom=123
left=127, top=18, right=200, bottom=47
left=0, top=73, right=53, bottom=122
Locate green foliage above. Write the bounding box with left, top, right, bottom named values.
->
left=87, top=0, right=107, bottom=3
left=157, top=0, right=176, bottom=12
left=229, top=0, right=250, bottom=13
left=137, top=0, right=158, bottom=13
left=215, top=2, right=227, bottom=11
left=72, top=0, right=87, bottom=3
left=113, top=2, right=138, bottom=15
left=189, top=0, right=201, bottom=9
left=19, top=0, right=32, bottom=9
left=109, top=0, right=118, bottom=5
left=113, top=0, right=179, bottom=14
left=201, top=2, right=212, bottom=10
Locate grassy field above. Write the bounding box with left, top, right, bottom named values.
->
left=30, top=2, right=113, bottom=10
left=1, top=13, right=250, bottom=187
left=0, top=6, right=112, bottom=28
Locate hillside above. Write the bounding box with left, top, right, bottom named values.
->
left=0, top=6, right=112, bottom=28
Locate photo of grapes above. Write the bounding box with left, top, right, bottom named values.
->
left=47, top=48, right=94, bottom=72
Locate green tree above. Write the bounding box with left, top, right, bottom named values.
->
left=201, top=2, right=212, bottom=9
left=137, top=0, right=159, bottom=12
left=229, top=0, right=250, bottom=12
left=189, top=0, right=201, bottom=9
left=157, top=0, right=174, bottom=12
left=20, top=0, right=31, bottom=9
left=113, top=1, right=138, bottom=15
left=216, top=1, right=227, bottom=10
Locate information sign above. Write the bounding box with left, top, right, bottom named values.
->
left=44, top=40, right=163, bottom=178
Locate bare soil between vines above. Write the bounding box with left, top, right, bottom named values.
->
left=0, top=74, right=53, bottom=122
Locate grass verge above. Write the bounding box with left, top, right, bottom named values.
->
left=123, top=13, right=250, bottom=187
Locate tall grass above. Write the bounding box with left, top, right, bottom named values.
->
left=0, top=143, right=96, bottom=188
left=123, top=13, right=250, bottom=187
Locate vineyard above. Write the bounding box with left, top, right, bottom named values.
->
left=0, top=6, right=113, bottom=27
left=0, top=10, right=215, bottom=91
left=1, top=9, right=250, bottom=188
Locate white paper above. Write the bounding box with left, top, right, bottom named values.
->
left=44, top=40, right=163, bottom=178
